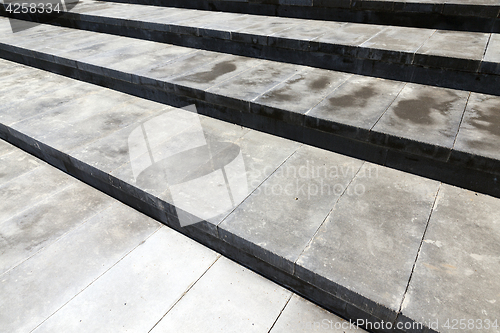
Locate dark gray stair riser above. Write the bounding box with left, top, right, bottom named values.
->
left=3, top=11, right=499, bottom=97
left=0, top=47, right=498, bottom=200
left=92, top=0, right=500, bottom=33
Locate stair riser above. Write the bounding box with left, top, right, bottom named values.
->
left=4, top=11, right=499, bottom=97
left=97, top=0, right=500, bottom=33
left=0, top=46, right=498, bottom=200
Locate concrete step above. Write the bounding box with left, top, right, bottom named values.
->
left=1, top=58, right=499, bottom=333
left=2, top=1, right=499, bottom=95
left=0, top=19, right=499, bottom=199
left=83, top=0, right=500, bottom=32
left=0, top=140, right=359, bottom=333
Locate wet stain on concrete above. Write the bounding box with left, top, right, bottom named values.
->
left=393, top=91, right=458, bottom=125
left=328, top=85, right=376, bottom=109
left=180, top=60, right=237, bottom=84
left=469, top=100, right=500, bottom=138
left=309, top=76, right=330, bottom=90
left=262, top=76, right=305, bottom=102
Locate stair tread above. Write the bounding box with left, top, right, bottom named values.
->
left=1, top=58, right=499, bottom=331
left=1, top=18, right=499, bottom=185
left=65, top=1, right=498, bottom=72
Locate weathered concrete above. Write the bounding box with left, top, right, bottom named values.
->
left=219, top=145, right=364, bottom=274
left=372, top=83, right=469, bottom=156
left=296, top=164, right=440, bottom=320
left=32, top=227, right=219, bottom=333
left=453, top=93, right=500, bottom=162
left=400, top=184, right=500, bottom=332
left=0, top=202, right=160, bottom=333
left=149, top=257, right=291, bottom=333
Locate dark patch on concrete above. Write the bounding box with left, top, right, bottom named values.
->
left=309, top=76, right=330, bottom=90
left=393, top=92, right=458, bottom=125
left=469, top=102, right=500, bottom=139
left=328, top=85, right=377, bottom=109
left=261, top=76, right=305, bottom=102
left=180, top=61, right=237, bottom=84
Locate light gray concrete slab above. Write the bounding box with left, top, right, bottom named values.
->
left=207, top=61, right=306, bottom=102
left=296, top=164, right=440, bottom=314
left=32, top=227, right=218, bottom=333
left=401, top=184, right=500, bottom=332
left=82, top=42, right=196, bottom=75
left=270, top=20, right=344, bottom=43
left=373, top=83, right=469, bottom=149
left=484, top=34, right=500, bottom=63
left=235, top=16, right=297, bottom=38
left=316, top=23, right=386, bottom=47
left=0, top=139, right=17, bottom=157
left=0, top=182, right=115, bottom=275
left=254, top=68, right=352, bottom=114
left=307, top=76, right=406, bottom=130
left=0, top=147, right=42, bottom=184
left=199, top=13, right=261, bottom=33
left=219, top=145, right=364, bottom=273
left=137, top=50, right=223, bottom=82
left=454, top=93, right=500, bottom=161
left=0, top=202, right=160, bottom=333
left=0, top=82, right=100, bottom=126
left=360, top=26, right=434, bottom=53
left=270, top=294, right=367, bottom=332
left=11, top=89, right=166, bottom=152
left=416, top=30, right=490, bottom=61
left=108, top=108, right=250, bottom=203
left=0, top=165, right=75, bottom=224
left=150, top=257, right=292, bottom=333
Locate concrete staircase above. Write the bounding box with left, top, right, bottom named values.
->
left=0, top=1, right=499, bottom=332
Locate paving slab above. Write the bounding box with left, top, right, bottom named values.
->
left=372, top=83, right=469, bottom=157
left=482, top=34, right=500, bottom=75
left=453, top=92, right=500, bottom=162
left=414, top=30, right=490, bottom=72
left=270, top=294, right=367, bottom=332
left=400, top=184, right=500, bottom=332
left=0, top=165, right=75, bottom=224
left=0, top=182, right=115, bottom=275
left=219, top=145, right=364, bottom=273
left=296, top=164, right=440, bottom=318
left=306, top=75, right=406, bottom=133
left=32, top=227, right=219, bottom=333
left=0, top=147, right=42, bottom=184
left=0, top=202, right=160, bottom=333
left=149, top=257, right=292, bottom=333
left=253, top=68, right=352, bottom=116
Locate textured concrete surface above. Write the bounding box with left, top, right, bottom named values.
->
left=453, top=93, right=500, bottom=161
left=296, top=164, right=440, bottom=317
left=372, top=83, right=469, bottom=151
left=401, top=184, right=500, bottom=333
left=0, top=141, right=363, bottom=333
left=219, top=145, right=364, bottom=273
left=11, top=1, right=496, bottom=76
left=0, top=17, right=499, bottom=331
